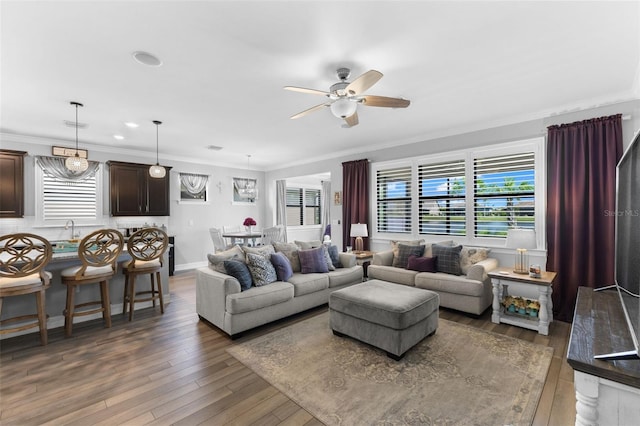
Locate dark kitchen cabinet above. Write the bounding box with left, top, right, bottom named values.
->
left=108, top=161, right=171, bottom=216
left=0, top=150, right=26, bottom=218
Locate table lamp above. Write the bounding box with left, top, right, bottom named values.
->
left=350, top=223, right=368, bottom=252
left=505, top=228, right=536, bottom=274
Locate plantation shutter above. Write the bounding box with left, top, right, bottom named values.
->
left=376, top=166, right=412, bottom=233
left=418, top=160, right=466, bottom=236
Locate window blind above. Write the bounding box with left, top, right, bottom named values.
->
left=42, top=174, right=97, bottom=220
left=376, top=166, right=412, bottom=233
left=418, top=160, right=466, bottom=236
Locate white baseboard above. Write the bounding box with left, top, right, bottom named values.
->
left=175, top=261, right=207, bottom=272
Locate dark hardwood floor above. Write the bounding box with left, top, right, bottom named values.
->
left=0, top=271, right=575, bottom=425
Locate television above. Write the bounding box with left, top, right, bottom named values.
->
left=594, top=128, right=640, bottom=360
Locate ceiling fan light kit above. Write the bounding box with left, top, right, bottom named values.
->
left=285, top=67, right=409, bottom=127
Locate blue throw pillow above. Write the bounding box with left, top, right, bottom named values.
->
left=327, top=245, right=343, bottom=268
left=298, top=246, right=329, bottom=274
left=270, top=252, right=293, bottom=281
left=224, top=259, right=252, bottom=291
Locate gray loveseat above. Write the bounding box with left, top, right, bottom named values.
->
left=368, top=242, right=498, bottom=315
left=196, top=248, right=363, bottom=337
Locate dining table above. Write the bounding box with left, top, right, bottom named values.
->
left=222, top=230, right=263, bottom=247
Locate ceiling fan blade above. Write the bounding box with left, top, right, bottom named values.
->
left=361, top=95, right=410, bottom=108
left=284, top=86, right=330, bottom=97
left=343, top=111, right=359, bottom=127
left=345, top=70, right=383, bottom=95
left=290, top=102, right=330, bottom=119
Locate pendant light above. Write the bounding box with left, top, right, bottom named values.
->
left=149, top=120, right=166, bottom=178
left=65, top=101, right=89, bottom=172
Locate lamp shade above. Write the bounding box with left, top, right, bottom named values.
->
left=505, top=229, right=536, bottom=249
left=330, top=98, right=357, bottom=119
left=350, top=223, right=368, bottom=238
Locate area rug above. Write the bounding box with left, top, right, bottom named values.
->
left=227, top=312, right=554, bottom=426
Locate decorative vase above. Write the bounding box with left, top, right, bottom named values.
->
left=245, top=225, right=252, bottom=234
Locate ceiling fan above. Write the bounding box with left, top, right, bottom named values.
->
left=284, top=67, right=410, bottom=127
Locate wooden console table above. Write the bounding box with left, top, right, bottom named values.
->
left=489, top=267, right=556, bottom=335
left=567, top=287, right=640, bottom=426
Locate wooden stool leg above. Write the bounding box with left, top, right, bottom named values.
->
left=122, top=275, right=129, bottom=316
left=156, top=272, right=164, bottom=314
left=150, top=273, right=156, bottom=307
left=36, top=288, right=48, bottom=345
left=101, top=280, right=112, bottom=328
left=128, top=275, right=136, bottom=321
left=65, top=284, right=75, bottom=337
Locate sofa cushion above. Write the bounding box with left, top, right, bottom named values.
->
left=431, top=244, right=463, bottom=275
left=393, top=244, right=426, bottom=268
left=327, top=265, right=364, bottom=288
left=459, top=247, right=491, bottom=275
left=367, top=265, right=418, bottom=286
left=415, top=272, right=486, bottom=297
left=223, top=259, right=252, bottom=291
left=273, top=242, right=301, bottom=272
left=287, top=273, right=329, bottom=296
left=207, top=245, right=245, bottom=273
left=407, top=255, right=437, bottom=272
left=298, top=247, right=329, bottom=274
left=226, top=281, right=294, bottom=314
left=327, top=245, right=343, bottom=268
left=270, top=252, right=293, bottom=281
left=242, top=244, right=275, bottom=259
left=246, top=253, right=277, bottom=287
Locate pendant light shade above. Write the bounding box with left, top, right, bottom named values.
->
left=65, top=101, right=89, bottom=172
left=149, top=120, right=166, bottom=178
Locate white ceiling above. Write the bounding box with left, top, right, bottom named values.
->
left=2, top=1, right=639, bottom=171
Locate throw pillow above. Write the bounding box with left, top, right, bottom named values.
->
left=390, top=239, right=425, bottom=266
left=459, top=247, right=491, bottom=274
left=393, top=244, right=426, bottom=268
left=295, top=240, right=322, bottom=250
left=327, top=245, right=343, bottom=268
left=322, top=245, right=336, bottom=271
left=207, top=245, right=245, bottom=273
left=407, top=255, right=438, bottom=273
left=423, top=240, right=455, bottom=258
left=242, top=244, right=275, bottom=259
left=270, top=252, right=293, bottom=281
left=223, top=259, right=252, bottom=291
left=298, top=246, right=329, bottom=274
left=432, top=244, right=463, bottom=275
left=246, top=253, right=277, bottom=286
left=273, top=242, right=301, bottom=272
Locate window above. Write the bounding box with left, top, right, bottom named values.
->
left=373, top=137, right=543, bottom=244
left=286, top=187, right=321, bottom=226
left=36, top=164, right=101, bottom=222
left=179, top=172, right=209, bottom=203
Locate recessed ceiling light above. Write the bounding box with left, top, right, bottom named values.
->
left=132, top=51, right=162, bottom=67
left=124, top=122, right=139, bottom=128
left=113, top=134, right=125, bottom=140
left=207, top=145, right=223, bottom=151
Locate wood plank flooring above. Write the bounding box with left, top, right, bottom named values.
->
left=0, top=271, right=575, bottom=425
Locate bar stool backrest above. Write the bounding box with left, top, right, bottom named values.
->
left=127, top=228, right=168, bottom=267
left=76, top=229, right=124, bottom=276
left=0, top=233, right=52, bottom=278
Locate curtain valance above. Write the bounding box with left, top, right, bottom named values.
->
left=35, top=156, right=100, bottom=182
left=179, top=173, right=208, bottom=195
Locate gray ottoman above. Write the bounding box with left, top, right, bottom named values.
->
left=329, top=279, right=439, bottom=360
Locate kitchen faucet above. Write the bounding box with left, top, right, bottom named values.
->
left=65, top=220, right=77, bottom=240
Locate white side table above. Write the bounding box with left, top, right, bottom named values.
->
left=488, top=267, right=556, bottom=335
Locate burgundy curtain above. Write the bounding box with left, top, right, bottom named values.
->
left=546, top=114, right=623, bottom=322
left=342, top=159, right=369, bottom=251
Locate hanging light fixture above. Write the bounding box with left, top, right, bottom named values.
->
left=236, top=155, right=257, bottom=200
left=149, top=120, right=166, bottom=178
left=65, top=101, right=89, bottom=172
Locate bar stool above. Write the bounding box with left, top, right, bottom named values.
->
left=61, top=229, right=124, bottom=337
left=122, top=227, right=168, bottom=321
left=0, top=233, right=53, bottom=345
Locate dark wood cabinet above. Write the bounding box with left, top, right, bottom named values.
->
left=108, top=161, right=171, bottom=216
left=0, top=150, right=26, bottom=218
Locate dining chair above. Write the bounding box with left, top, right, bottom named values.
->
left=223, top=225, right=244, bottom=246
left=122, top=227, right=169, bottom=321
left=209, top=227, right=232, bottom=252
left=261, top=225, right=285, bottom=246
left=61, top=228, right=124, bottom=337
left=0, top=233, right=53, bottom=345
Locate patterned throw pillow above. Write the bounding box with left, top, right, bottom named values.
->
left=459, top=247, right=491, bottom=274
left=393, top=244, right=426, bottom=268
left=327, top=245, right=343, bottom=268
left=298, top=247, right=329, bottom=274
left=407, top=255, right=437, bottom=273
left=242, top=244, right=275, bottom=259
left=270, top=252, right=293, bottom=281
left=207, top=245, right=245, bottom=273
left=423, top=240, right=454, bottom=258
left=273, top=242, right=301, bottom=272
left=431, top=244, right=463, bottom=275
left=246, top=253, right=277, bottom=286
left=391, top=239, right=425, bottom=266
left=322, top=245, right=336, bottom=271
left=223, top=259, right=252, bottom=291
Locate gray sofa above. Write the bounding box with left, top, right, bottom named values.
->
left=196, top=252, right=363, bottom=337
left=368, top=248, right=498, bottom=315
